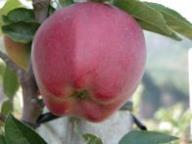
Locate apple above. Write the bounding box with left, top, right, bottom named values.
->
left=3, top=36, right=30, bottom=70
left=32, top=2, right=146, bottom=122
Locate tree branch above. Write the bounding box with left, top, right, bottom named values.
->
left=33, top=0, right=51, bottom=23
left=0, top=113, right=6, bottom=123
left=20, top=65, right=43, bottom=128
left=20, top=0, right=51, bottom=128
left=0, top=50, right=22, bottom=73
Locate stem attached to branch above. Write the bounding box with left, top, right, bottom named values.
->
left=20, top=0, right=51, bottom=127
left=0, top=0, right=51, bottom=127
left=20, top=65, right=43, bottom=128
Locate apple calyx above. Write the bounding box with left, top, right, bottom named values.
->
left=71, top=90, right=89, bottom=99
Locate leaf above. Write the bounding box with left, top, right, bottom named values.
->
left=119, top=130, right=178, bottom=144
left=120, top=101, right=133, bottom=111
left=2, top=22, right=40, bottom=43
left=5, top=115, right=47, bottom=144
left=48, top=5, right=56, bottom=16
left=2, top=8, right=35, bottom=24
left=1, top=100, right=13, bottom=115
left=0, top=60, right=6, bottom=77
left=83, top=133, right=103, bottom=144
left=113, top=0, right=181, bottom=40
left=0, top=135, right=6, bottom=144
left=0, top=0, right=22, bottom=34
left=145, top=2, right=192, bottom=40
left=3, top=66, right=19, bottom=99
left=59, top=0, right=74, bottom=7
left=137, top=19, right=181, bottom=41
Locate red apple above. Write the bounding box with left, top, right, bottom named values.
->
left=32, top=2, right=146, bottom=122
left=3, top=36, right=30, bottom=71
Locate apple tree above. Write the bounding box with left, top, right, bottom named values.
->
left=0, top=0, right=191, bottom=144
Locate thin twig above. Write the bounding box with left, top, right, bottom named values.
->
left=0, top=50, right=22, bottom=73
left=36, top=112, right=59, bottom=126
left=131, top=113, right=147, bottom=131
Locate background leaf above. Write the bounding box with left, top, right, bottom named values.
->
left=0, top=135, right=6, bottom=144
left=1, top=100, right=13, bottom=115
left=59, top=0, right=74, bottom=7
left=5, top=115, right=47, bottom=144
left=83, top=133, right=103, bottom=144
left=3, top=66, right=19, bottom=99
left=119, top=130, right=178, bottom=144
left=0, top=0, right=22, bottom=34
left=2, top=8, right=35, bottom=24
left=2, top=22, right=40, bottom=43
left=145, top=2, right=192, bottom=40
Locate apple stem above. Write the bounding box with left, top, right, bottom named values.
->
left=36, top=112, right=59, bottom=126
left=131, top=113, right=147, bottom=131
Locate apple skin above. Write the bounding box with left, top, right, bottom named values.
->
left=32, top=2, right=146, bottom=122
left=3, top=36, right=30, bottom=70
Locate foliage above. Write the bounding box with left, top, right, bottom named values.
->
left=3, top=115, right=47, bottom=144
left=143, top=104, right=192, bottom=144
left=119, top=130, right=178, bottom=144
left=0, top=0, right=191, bottom=144
left=154, top=104, right=192, bottom=137
left=83, top=133, right=103, bottom=144
left=0, top=0, right=23, bottom=34
left=113, top=0, right=192, bottom=40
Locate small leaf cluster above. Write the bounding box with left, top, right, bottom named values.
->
left=2, top=7, right=40, bottom=43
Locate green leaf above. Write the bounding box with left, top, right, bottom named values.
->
left=2, top=22, right=40, bottom=43
left=48, top=5, right=56, bottom=16
left=1, top=100, right=13, bottom=115
left=3, top=8, right=35, bottom=24
left=0, top=135, right=6, bottom=144
left=59, top=0, right=74, bottom=7
left=0, top=0, right=22, bottom=34
left=120, top=101, right=133, bottom=111
left=145, top=2, right=192, bottom=40
left=3, top=66, right=19, bottom=99
left=83, top=133, right=103, bottom=144
left=0, top=60, right=6, bottom=77
left=119, top=130, right=178, bottom=144
left=113, top=0, right=181, bottom=40
left=5, top=115, right=47, bottom=144
left=137, top=19, right=181, bottom=41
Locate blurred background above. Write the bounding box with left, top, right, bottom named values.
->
left=133, top=1, right=192, bottom=143
left=0, top=0, right=192, bottom=144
